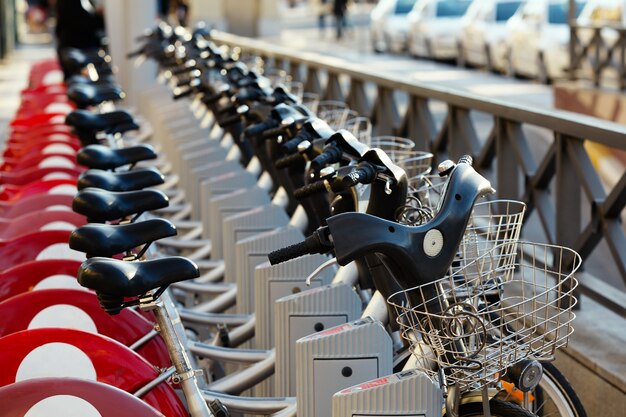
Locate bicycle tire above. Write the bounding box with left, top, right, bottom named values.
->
left=498, top=362, right=586, bottom=417
left=532, top=362, right=587, bottom=417
left=453, top=398, right=537, bottom=417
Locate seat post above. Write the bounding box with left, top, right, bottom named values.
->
left=142, top=293, right=213, bottom=417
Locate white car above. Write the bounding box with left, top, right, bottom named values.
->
left=370, top=0, right=418, bottom=53
left=505, top=0, right=587, bottom=82
left=407, top=0, right=474, bottom=60
left=576, top=0, right=624, bottom=45
left=460, top=0, right=523, bottom=71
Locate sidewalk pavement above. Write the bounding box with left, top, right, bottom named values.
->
left=0, top=44, right=56, bottom=147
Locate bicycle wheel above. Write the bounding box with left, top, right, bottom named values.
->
left=532, top=362, right=586, bottom=417
left=454, top=399, right=537, bottom=417
left=499, top=362, right=586, bottom=417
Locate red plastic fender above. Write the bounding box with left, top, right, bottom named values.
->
left=9, top=112, right=68, bottom=128
left=0, top=210, right=85, bottom=239
left=2, top=139, right=81, bottom=160
left=0, top=193, right=74, bottom=218
left=0, top=328, right=187, bottom=417
left=0, top=230, right=81, bottom=270
left=0, top=166, right=81, bottom=186
left=8, top=124, right=73, bottom=140
left=1, top=153, right=78, bottom=172
left=0, top=377, right=166, bottom=417
left=0, top=259, right=83, bottom=302
left=0, top=178, right=76, bottom=202
left=0, top=289, right=171, bottom=368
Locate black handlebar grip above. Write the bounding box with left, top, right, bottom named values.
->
left=261, top=125, right=286, bottom=140
left=220, top=112, right=241, bottom=127
left=294, top=180, right=327, bottom=200
left=310, top=146, right=342, bottom=169
left=282, top=132, right=309, bottom=154
left=275, top=152, right=305, bottom=170
left=268, top=240, right=312, bottom=265
left=245, top=120, right=275, bottom=138
left=268, top=229, right=333, bottom=265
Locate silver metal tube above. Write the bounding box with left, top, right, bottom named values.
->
left=226, top=315, right=256, bottom=347
left=332, top=261, right=359, bottom=286
left=206, top=350, right=276, bottom=394
left=191, top=286, right=237, bottom=313
left=201, top=389, right=296, bottom=415
left=361, top=290, right=389, bottom=326
left=195, top=260, right=225, bottom=283
left=172, top=281, right=234, bottom=295
left=178, top=309, right=251, bottom=326
left=152, top=301, right=212, bottom=417
left=189, top=342, right=272, bottom=364
left=129, top=329, right=159, bottom=351
left=133, top=367, right=176, bottom=397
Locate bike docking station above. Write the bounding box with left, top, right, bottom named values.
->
left=0, top=22, right=584, bottom=417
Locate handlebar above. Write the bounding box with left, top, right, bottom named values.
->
left=293, top=180, right=328, bottom=200
left=267, top=227, right=333, bottom=265
left=245, top=119, right=278, bottom=138
left=275, top=152, right=305, bottom=170
left=309, top=145, right=342, bottom=170
left=268, top=157, right=495, bottom=292
left=293, top=163, right=376, bottom=200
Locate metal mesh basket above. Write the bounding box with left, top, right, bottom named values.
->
left=368, top=136, right=416, bottom=162
left=318, top=101, right=358, bottom=130
left=302, top=92, right=320, bottom=114
left=453, top=199, right=527, bottom=278
left=344, top=116, right=372, bottom=144
left=389, top=241, right=580, bottom=391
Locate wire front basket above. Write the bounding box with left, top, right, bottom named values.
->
left=389, top=241, right=580, bottom=391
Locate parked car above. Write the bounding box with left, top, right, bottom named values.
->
left=505, top=0, right=587, bottom=82
left=459, top=0, right=523, bottom=70
left=407, top=0, right=473, bottom=60
left=370, top=0, right=418, bottom=53
left=577, top=0, right=624, bottom=44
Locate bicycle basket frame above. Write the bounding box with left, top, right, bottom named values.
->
left=388, top=241, right=580, bottom=391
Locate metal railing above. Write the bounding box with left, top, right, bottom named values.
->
left=212, top=31, right=626, bottom=316
left=569, top=24, right=626, bottom=90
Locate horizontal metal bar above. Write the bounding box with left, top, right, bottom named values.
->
left=211, top=31, right=626, bottom=148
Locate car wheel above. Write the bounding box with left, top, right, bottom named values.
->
left=484, top=43, right=493, bottom=72
left=505, top=48, right=516, bottom=78
left=537, top=51, right=550, bottom=84
left=457, top=40, right=467, bottom=67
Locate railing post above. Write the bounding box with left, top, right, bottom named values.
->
left=556, top=133, right=582, bottom=304
left=398, top=95, right=436, bottom=152
left=568, top=0, right=577, bottom=81
left=324, top=72, right=344, bottom=102
left=303, top=66, right=323, bottom=97
left=496, top=118, right=520, bottom=201
left=371, top=86, right=399, bottom=136
left=346, top=79, right=370, bottom=117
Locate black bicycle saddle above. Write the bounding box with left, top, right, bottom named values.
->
left=76, top=144, right=157, bottom=170
left=78, top=256, right=199, bottom=314
left=66, top=83, right=125, bottom=108
left=65, top=110, right=138, bottom=134
left=72, top=188, right=169, bottom=222
left=69, top=218, right=176, bottom=258
left=77, top=167, right=165, bottom=191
